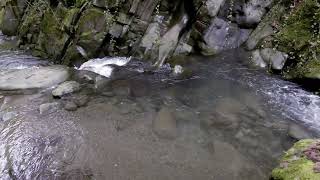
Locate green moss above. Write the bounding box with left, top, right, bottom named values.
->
left=274, top=0, right=320, bottom=80
left=271, top=139, right=320, bottom=180
left=272, top=158, right=319, bottom=180
left=0, top=8, right=4, bottom=26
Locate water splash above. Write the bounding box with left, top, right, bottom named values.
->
left=77, top=57, right=131, bottom=78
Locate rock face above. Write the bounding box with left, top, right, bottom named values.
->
left=0, top=66, right=69, bottom=90
left=0, top=0, right=274, bottom=66
left=272, top=139, right=320, bottom=180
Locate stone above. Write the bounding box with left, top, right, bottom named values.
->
left=2, top=111, right=17, bottom=121
left=0, top=66, right=69, bottom=90
left=39, top=102, right=60, bottom=115
left=52, top=81, right=81, bottom=97
left=202, top=18, right=251, bottom=55
left=153, top=107, right=177, bottom=139
left=245, top=4, right=286, bottom=50
left=241, top=0, right=273, bottom=26
left=260, top=48, right=288, bottom=70
left=109, top=23, right=123, bottom=38
left=140, top=22, right=160, bottom=50
left=74, top=95, right=89, bottom=107
left=64, top=101, right=78, bottom=111
left=288, top=123, right=312, bottom=140
left=206, top=0, right=226, bottom=17
left=0, top=5, right=20, bottom=36
left=250, top=50, right=267, bottom=68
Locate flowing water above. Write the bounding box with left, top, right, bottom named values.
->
left=0, top=34, right=320, bottom=180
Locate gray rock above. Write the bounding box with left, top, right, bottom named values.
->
left=39, top=102, right=60, bottom=115
left=141, top=22, right=161, bottom=51
left=153, top=107, right=177, bottom=139
left=0, top=66, right=69, bottom=90
left=206, top=0, right=226, bottom=17
left=0, top=6, right=19, bottom=36
left=52, top=81, right=81, bottom=97
left=288, top=123, right=312, bottom=140
left=64, top=101, right=78, bottom=111
left=74, top=95, right=89, bottom=107
left=241, top=0, right=273, bottom=26
left=246, top=4, right=286, bottom=50
left=260, top=48, right=288, bottom=70
left=109, top=23, right=123, bottom=38
left=2, top=111, right=17, bottom=121
left=250, top=50, right=267, bottom=68
left=202, top=18, right=251, bottom=55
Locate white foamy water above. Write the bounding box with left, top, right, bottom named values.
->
left=77, top=57, right=131, bottom=77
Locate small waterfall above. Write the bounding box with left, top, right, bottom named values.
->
left=77, top=57, right=131, bottom=78
left=154, top=14, right=189, bottom=67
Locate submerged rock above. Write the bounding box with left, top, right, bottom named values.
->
left=272, top=139, right=320, bottom=180
left=0, top=66, right=69, bottom=90
left=52, top=81, right=81, bottom=97
left=288, top=123, right=312, bottom=140
left=153, top=107, right=177, bottom=139
left=39, top=102, right=60, bottom=115
left=64, top=101, right=78, bottom=111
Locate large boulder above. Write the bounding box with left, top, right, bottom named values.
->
left=0, top=66, right=69, bottom=90
left=201, top=18, right=251, bottom=55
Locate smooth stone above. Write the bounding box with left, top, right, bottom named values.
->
left=0, top=66, right=69, bottom=90
left=250, top=50, right=267, bottom=68
left=74, top=95, right=89, bottom=107
left=39, top=102, right=60, bottom=115
left=64, top=101, right=78, bottom=111
left=153, top=107, right=177, bottom=139
left=260, top=48, right=288, bottom=70
left=52, top=81, right=80, bottom=97
left=288, top=123, right=312, bottom=140
left=2, top=111, right=17, bottom=121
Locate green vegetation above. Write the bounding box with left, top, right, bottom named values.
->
left=271, top=139, right=320, bottom=180
left=274, top=0, right=320, bottom=80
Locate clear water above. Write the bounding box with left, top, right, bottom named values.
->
left=0, top=38, right=319, bottom=179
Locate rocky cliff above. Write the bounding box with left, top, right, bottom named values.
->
left=0, top=0, right=319, bottom=88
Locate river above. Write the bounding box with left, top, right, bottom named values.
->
left=0, top=34, right=319, bottom=180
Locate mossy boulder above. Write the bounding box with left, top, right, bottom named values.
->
left=271, top=139, right=320, bottom=180
left=274, top=0, right=320, bottom=80
left=35, top=4, right=79, bottom=60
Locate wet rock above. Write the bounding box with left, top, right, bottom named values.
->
left=52, top=81, right=81, bottom=97
left=260, top=48, right=288, bottom=70
left=201, top=18, right=251, bottom=55
left=250, top=50, right=267, bottom=68
left=2, top=111, right=17, bottom=121
left=153, top=107, right=177, bottom=139
left=64, top=101, right=78, bottom=111
left=39, top=102, right=60, bottom=115
left=288, top=123, right=312, bottom=140
left=206, top=0, right=226, bottom=17
left=240, top=0, right=273, bottom=27
left=74, top=95, right=90, bottom=107
left=0, top=5, right=20, bottom=36
left=245, top=4, right=285, bottom=50
left=0, top=66, right=69, bottom=90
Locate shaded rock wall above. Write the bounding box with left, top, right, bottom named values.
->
left=0, top=0, right=276, bottom=66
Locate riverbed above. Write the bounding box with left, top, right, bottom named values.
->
left=0, top=35, right=319, bottom=180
